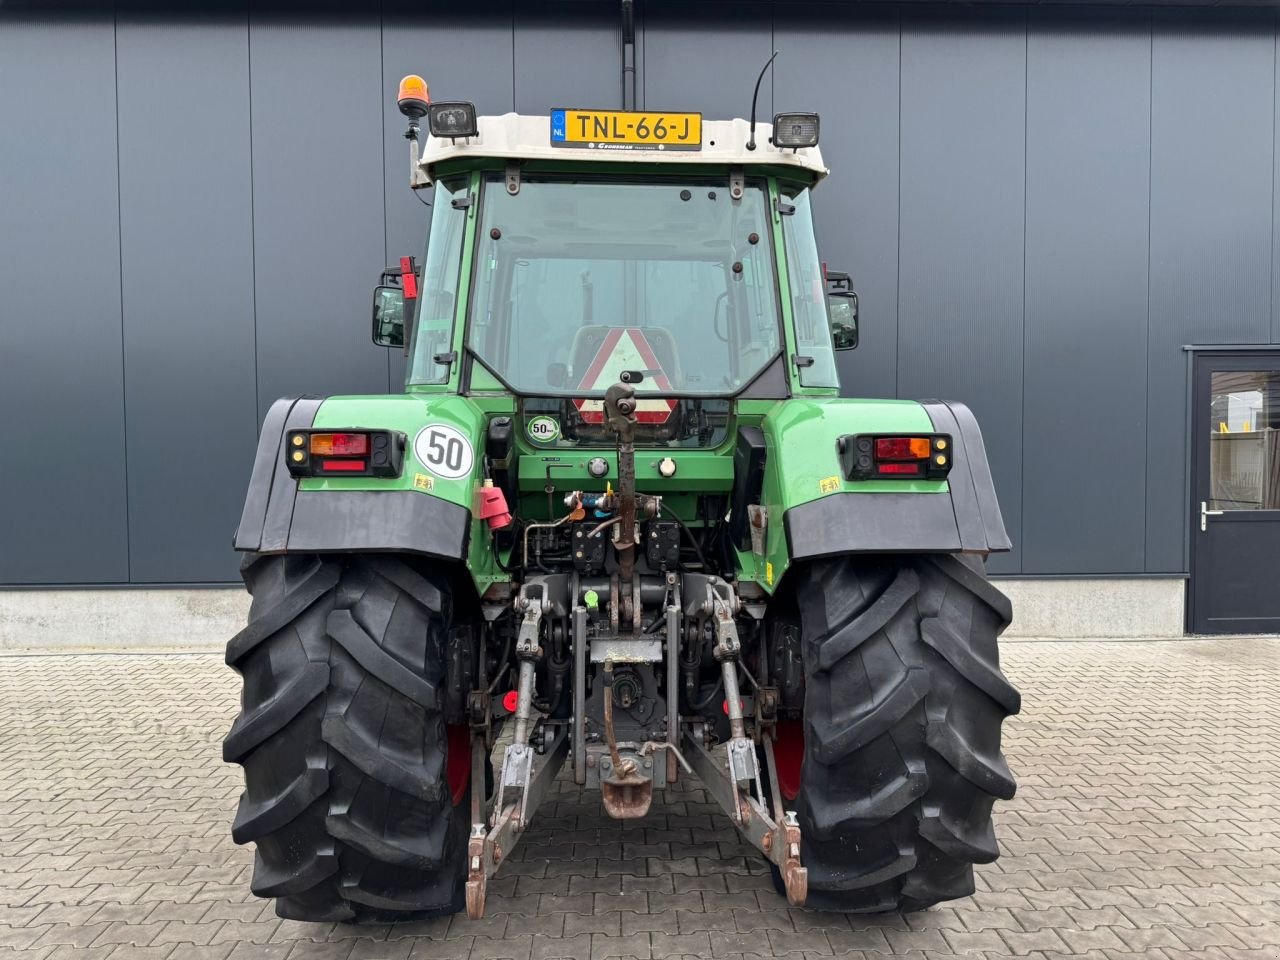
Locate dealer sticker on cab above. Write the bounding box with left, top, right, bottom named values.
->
left=526, top=416, right=561, bottom=444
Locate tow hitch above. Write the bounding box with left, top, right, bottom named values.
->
left=466, top=585, right=569, bottom=919
left=679, top=577, right=808, bottom=907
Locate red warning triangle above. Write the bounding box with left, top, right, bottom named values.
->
left=573, top=328, right=677, bottom=425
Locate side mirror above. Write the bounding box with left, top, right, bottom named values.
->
left=827, top=290, right=858, bottom=350
left=372, top=284, right=405, bottom=348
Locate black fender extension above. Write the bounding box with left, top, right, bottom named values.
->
left=233, top=397, right=469, bottom=560
left=783, top=400, right=1010, bottom=559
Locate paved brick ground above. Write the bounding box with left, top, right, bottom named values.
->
left=1, top=639, right=1278, bottom=960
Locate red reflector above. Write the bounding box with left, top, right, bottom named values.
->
left=773, top=718, right=804, bottom=802
left=310, top=432, right=369, bottom=456
left=877, top=462, right=922, bottom=475
left=721, top=697, right=745, bottom=716
left=502, top=690, right=519, bottom=713
left=320, top=459, right=368, bottom=472
left=875, top=437, right=931, bottom=460
left=400, top=255, right=418, bottom=300
left=445, top=724, right=470, bottom=807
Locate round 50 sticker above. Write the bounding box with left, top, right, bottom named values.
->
left=527, top=415, right=561, bottom=443
left=413, top=424, right=474, bottom=480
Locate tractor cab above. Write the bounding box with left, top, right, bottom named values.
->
left=372, top=87, right=856, bottom=452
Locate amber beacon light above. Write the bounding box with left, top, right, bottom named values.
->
left=398, top=75, right=430, bottom=120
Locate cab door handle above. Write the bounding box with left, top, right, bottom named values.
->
left=1200, top=501, right=1224, bottom=531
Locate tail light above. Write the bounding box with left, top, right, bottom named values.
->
left=309, top=432, right=369, bottom=456
left=286, top=430, right=405, bottom=478
left=874, top=437, right=931, bottom=461
left=839, top=434, right=951, bottom=481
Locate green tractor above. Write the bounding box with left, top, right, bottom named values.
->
left=223, top=77, right=1020, bottom=924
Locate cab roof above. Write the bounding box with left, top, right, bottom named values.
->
left=418, top=113, right=828, bottom=185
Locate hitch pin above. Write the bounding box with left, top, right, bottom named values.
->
left=639, top=740, right=693, bottom=773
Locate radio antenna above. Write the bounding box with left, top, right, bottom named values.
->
left=746, top=51, right=778, bottom=151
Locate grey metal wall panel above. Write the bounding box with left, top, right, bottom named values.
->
left=116, top=12, right=257, bottom=583
left=1275, top=41, right=1280, bottom=348
left=8, top=4, right=1280, bottom=587
left=897, top=12, right=1027, bottom=574
left=513, top=2, right=624, bottom=115
left=381, top=1, right=515, bottom=388
left=642, top=0, right=770, bottom=117
left=1022, top=12, right=1151, bottom=574
left=1146, top=11, right=1275, bottom=573
left=0, top=12, right=129, bottom=584
left=776, top=5, right=900, bottom=401
left=250, top=13, right=389, bottom=419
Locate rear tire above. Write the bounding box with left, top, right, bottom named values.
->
left=792, top=554, right=1020, bottom=913
left=223, top=553, right=466, bottom=922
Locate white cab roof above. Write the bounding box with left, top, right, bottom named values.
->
left=418, top=113, right=827, bottom=185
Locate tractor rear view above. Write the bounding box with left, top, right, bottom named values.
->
left=223, top=77, right=1020, bottom=923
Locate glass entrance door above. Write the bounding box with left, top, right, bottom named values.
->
left=1189, top=352, right=1280, bottom=633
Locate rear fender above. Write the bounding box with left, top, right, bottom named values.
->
left=750, top=398, right=1009, bottom=591
left=233, top=395, right=485, bottom=563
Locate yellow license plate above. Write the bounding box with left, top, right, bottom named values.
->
left=550, top=109, right=702, bottom=151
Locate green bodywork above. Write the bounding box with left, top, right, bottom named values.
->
left=299, top=165, right=947, bottom=596
left=305, top=392, right=944, bottom=595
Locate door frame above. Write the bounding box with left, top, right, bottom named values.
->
left=1184, top=344, right=1280, bottom=633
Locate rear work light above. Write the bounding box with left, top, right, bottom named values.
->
left=772, top=112, right=820, bottom=149
left=838, top=433, right=952, bottom=481
left=286, top=429, right=405, bottom=479
left=428, top=101, right=478, bottom=139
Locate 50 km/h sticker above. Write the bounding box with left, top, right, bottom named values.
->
left=413, top=424, right=473, bottom=480
left=526, top=416, right=561, bottom=443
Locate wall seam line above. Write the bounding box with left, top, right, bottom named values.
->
left=380, top=0, right=390, bottom=393
left=770, top=3, right=775, bottom=119
left=1143, top=10, right=1154, bottom=573
left=247, top=1, right=261, bottom=429
left=1271, top=7, right=1277, bottom=345
left=640, top=0, right=646, bottom=111
left=1019, top=8, right=1029, bottom=576
left=894, top=9, right=902, bottom=401
left=112, top=2, right=132, bottom=583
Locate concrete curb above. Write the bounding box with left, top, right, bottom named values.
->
left=0, top=588, right=249, bottom=651
left=0, top=577, right=1195, bottom=649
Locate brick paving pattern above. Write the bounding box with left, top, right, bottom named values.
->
left=1, top=639, right=1278, bottom=959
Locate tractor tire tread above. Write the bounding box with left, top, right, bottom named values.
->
left=793, top=554, right=1019, bottom=914
left=224, top=553, right=464, bottom=923
left=231, top=762, right=329, bottom=844
left=221, top=661, right=329, bottom=762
